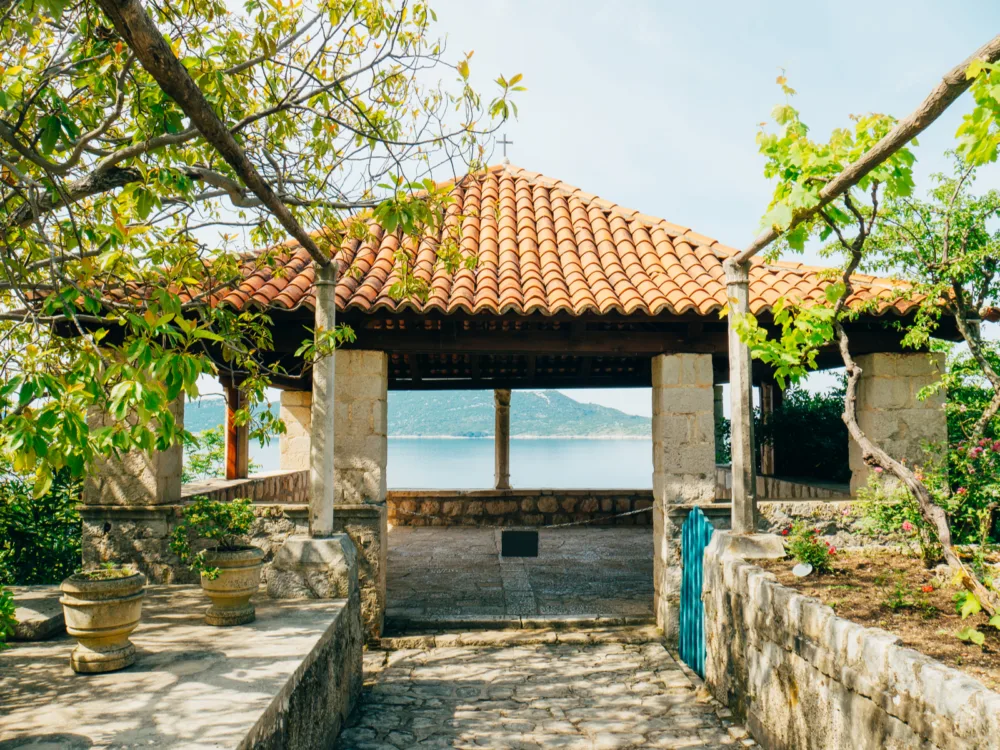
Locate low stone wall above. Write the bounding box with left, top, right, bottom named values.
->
left=715, top=465, right=851, bottom=500
left=387, top=489, right=654, bottom=527
left=83, top=472, right=387, bottom=643
left=181, top=469, right=309, bottom=503
left=81, top=503, right=309, bottom=585
left=704, top=533, right=1000, bottom=750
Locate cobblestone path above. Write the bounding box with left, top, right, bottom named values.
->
left=335, top=636, right=751, bottom=749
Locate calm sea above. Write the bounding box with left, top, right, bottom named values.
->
left=250, top=437, right=654, bottom=489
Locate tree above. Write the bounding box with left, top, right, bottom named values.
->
left=0, top=0, right=521, bottom=494
left=738, top=72, right=1000, bottom=613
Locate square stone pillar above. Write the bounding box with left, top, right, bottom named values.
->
left=335, top=350, right=389, bottom=505
left=651, top=353, right=716, bottom=644
left=278, top=351, right=389, bottom=504
left=849, top=352, right=947, bottom=493
left=279, top=390, right=312, bottom=471
left=82, top=397, right=185, bottom=507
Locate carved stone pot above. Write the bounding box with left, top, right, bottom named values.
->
left=59, top=571, right=145, bottom=674
left=201, top=546, right=265, bottom=626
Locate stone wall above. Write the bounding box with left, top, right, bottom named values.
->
left=81, top=502, right=310, bottom=585
left=387, top=489, right=654, bottom=527
left=651, top=352, right=716, bottom=644
left=333, top=503, right=388, bottom=643
left=243, top=588, right=363, bottom=750
left=715, top=465, right=852, bottom=500
left=181, top=469, right=310, bottom=503
left=704, top=533, right=1000, bottom=750
left=850, top=352, right=947, bottom=493
left=84, top=469, right=387, bottom=643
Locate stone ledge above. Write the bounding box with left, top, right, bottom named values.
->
left=1, top=587, right=362, bottom=750
left=704, top=541, right=1000, bottom=749
left=9, top=586, right=64, bottom=641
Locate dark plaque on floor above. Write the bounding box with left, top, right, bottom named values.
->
left=501, top=529, right=539, bottom=557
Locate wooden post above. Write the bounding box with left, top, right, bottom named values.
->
left=494, top=388, right=511, bottom=490
left=759, top=378, right=779, bottom=477
left=224, top=384, right=250, bottom=480
left=725, top=260, right=757, bottom=534
left=309, top=261, right=337, bottom=537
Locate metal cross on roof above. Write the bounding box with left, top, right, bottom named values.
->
left=498, top=133, right=513, bottom=158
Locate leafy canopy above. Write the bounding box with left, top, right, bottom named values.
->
left=0, top=0, right=521, bottom=493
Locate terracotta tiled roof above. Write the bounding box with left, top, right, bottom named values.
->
left=219, top=164, right=919, bottom=318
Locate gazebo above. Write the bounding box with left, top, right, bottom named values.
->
left=81, top=163, right=954, bottom=642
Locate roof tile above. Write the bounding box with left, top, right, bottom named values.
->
left=225, top=164, right=919, bottom=318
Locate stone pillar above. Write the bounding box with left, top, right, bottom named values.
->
left=279, top=390, right=312, bottom=470
left=82, top=397, right=185, bottom=507
left=849, top=352, right=947, bottom=493
left=494, top=388, right=511, bottom=490
left=725, top=260, right=757, bottom=534
left=81, top=397, right=185, bottom=581
left=310, top=261, right=338, bottom=537
left=335, top=350, right=389, bottom=505
left=652, top=353, right=715, bottom=644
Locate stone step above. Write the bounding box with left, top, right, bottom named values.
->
left=378, top=624, right=663, bottom=650
left=382, top=613, right=656, bottom=636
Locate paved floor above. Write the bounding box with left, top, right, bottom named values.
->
left=335, top=638, right=747, bottom=750
left=386, top=528, right=653, bottom=624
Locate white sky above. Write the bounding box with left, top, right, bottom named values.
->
left=201, top=1, right=1000, bottom=417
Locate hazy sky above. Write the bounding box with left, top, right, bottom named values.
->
left=428, top=0, right=1000, bottom=417
left=203, top=2, right=1000, bottom=418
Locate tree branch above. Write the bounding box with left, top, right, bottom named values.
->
left=92, top=0, right=332, bottom=266
left=734, top=33, right=1000, bottom=265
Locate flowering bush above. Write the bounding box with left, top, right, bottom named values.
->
left=782, top=521, right=836, bottom=573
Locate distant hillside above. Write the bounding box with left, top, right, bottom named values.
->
left=388, top=390, right=650, bottom=438
left=185, top=390, right=650, bottom=438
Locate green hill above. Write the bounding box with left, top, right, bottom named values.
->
left=185, top=390, right=650, bottom=438
left=389, top=390, right=649, bottom=437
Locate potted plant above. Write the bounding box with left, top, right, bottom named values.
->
left=59, top=563, right=145, bottom=673
left=169, top=496, right=263, bottom=626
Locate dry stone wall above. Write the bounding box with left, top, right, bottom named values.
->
left=704, top=534, right=1000, bottom=750
left=387, top=489, right=654, bottom=527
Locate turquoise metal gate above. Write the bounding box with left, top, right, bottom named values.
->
left=679, top=507, right=715, bottom=678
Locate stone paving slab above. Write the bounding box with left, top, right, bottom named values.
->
left=386, top=528, right=653, bottom=624
left=0, top=587, right=354, bottom=749
left=336, top=637, right=753, bottom=749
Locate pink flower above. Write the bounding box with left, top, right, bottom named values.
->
left=957, top=487, right=968, bottom=496
left=902, top=521, right=914, bottom=533
left=992, top=441, right=1000, bottom=453
left=874, top=467, right=883, bottom=474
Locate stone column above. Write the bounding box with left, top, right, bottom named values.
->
left=82, top=397, right=185, bottom=507
left=81, top=397, right=185, bottom=581
left=494, top=388, right=511, bottom=490
left=309, top=261, right=337, bottom=537
left=725, top=260, right=757, bottom=533
left=652, top=353, right=715, bottom=644
left=335, top=350, right=389, bottom=505
left=279, top=390, right=312, bottom=470
left=849, top=352, right=947, bottom=493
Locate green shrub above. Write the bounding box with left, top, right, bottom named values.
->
left=781, top=521, right=837, bottom=573
left=182, top=426, right=261, bottom=483
left=169, top=497, right=256, bottom=578
left=756, top=381, right=850, bottom=484
left=0, top=587, right=16, bottom=649
left=0, top=468, right=81, bottom=585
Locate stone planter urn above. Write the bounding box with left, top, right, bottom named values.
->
left=59, top=570, right=145, bottom=674
left=200, top=546, right=265, bottom=626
